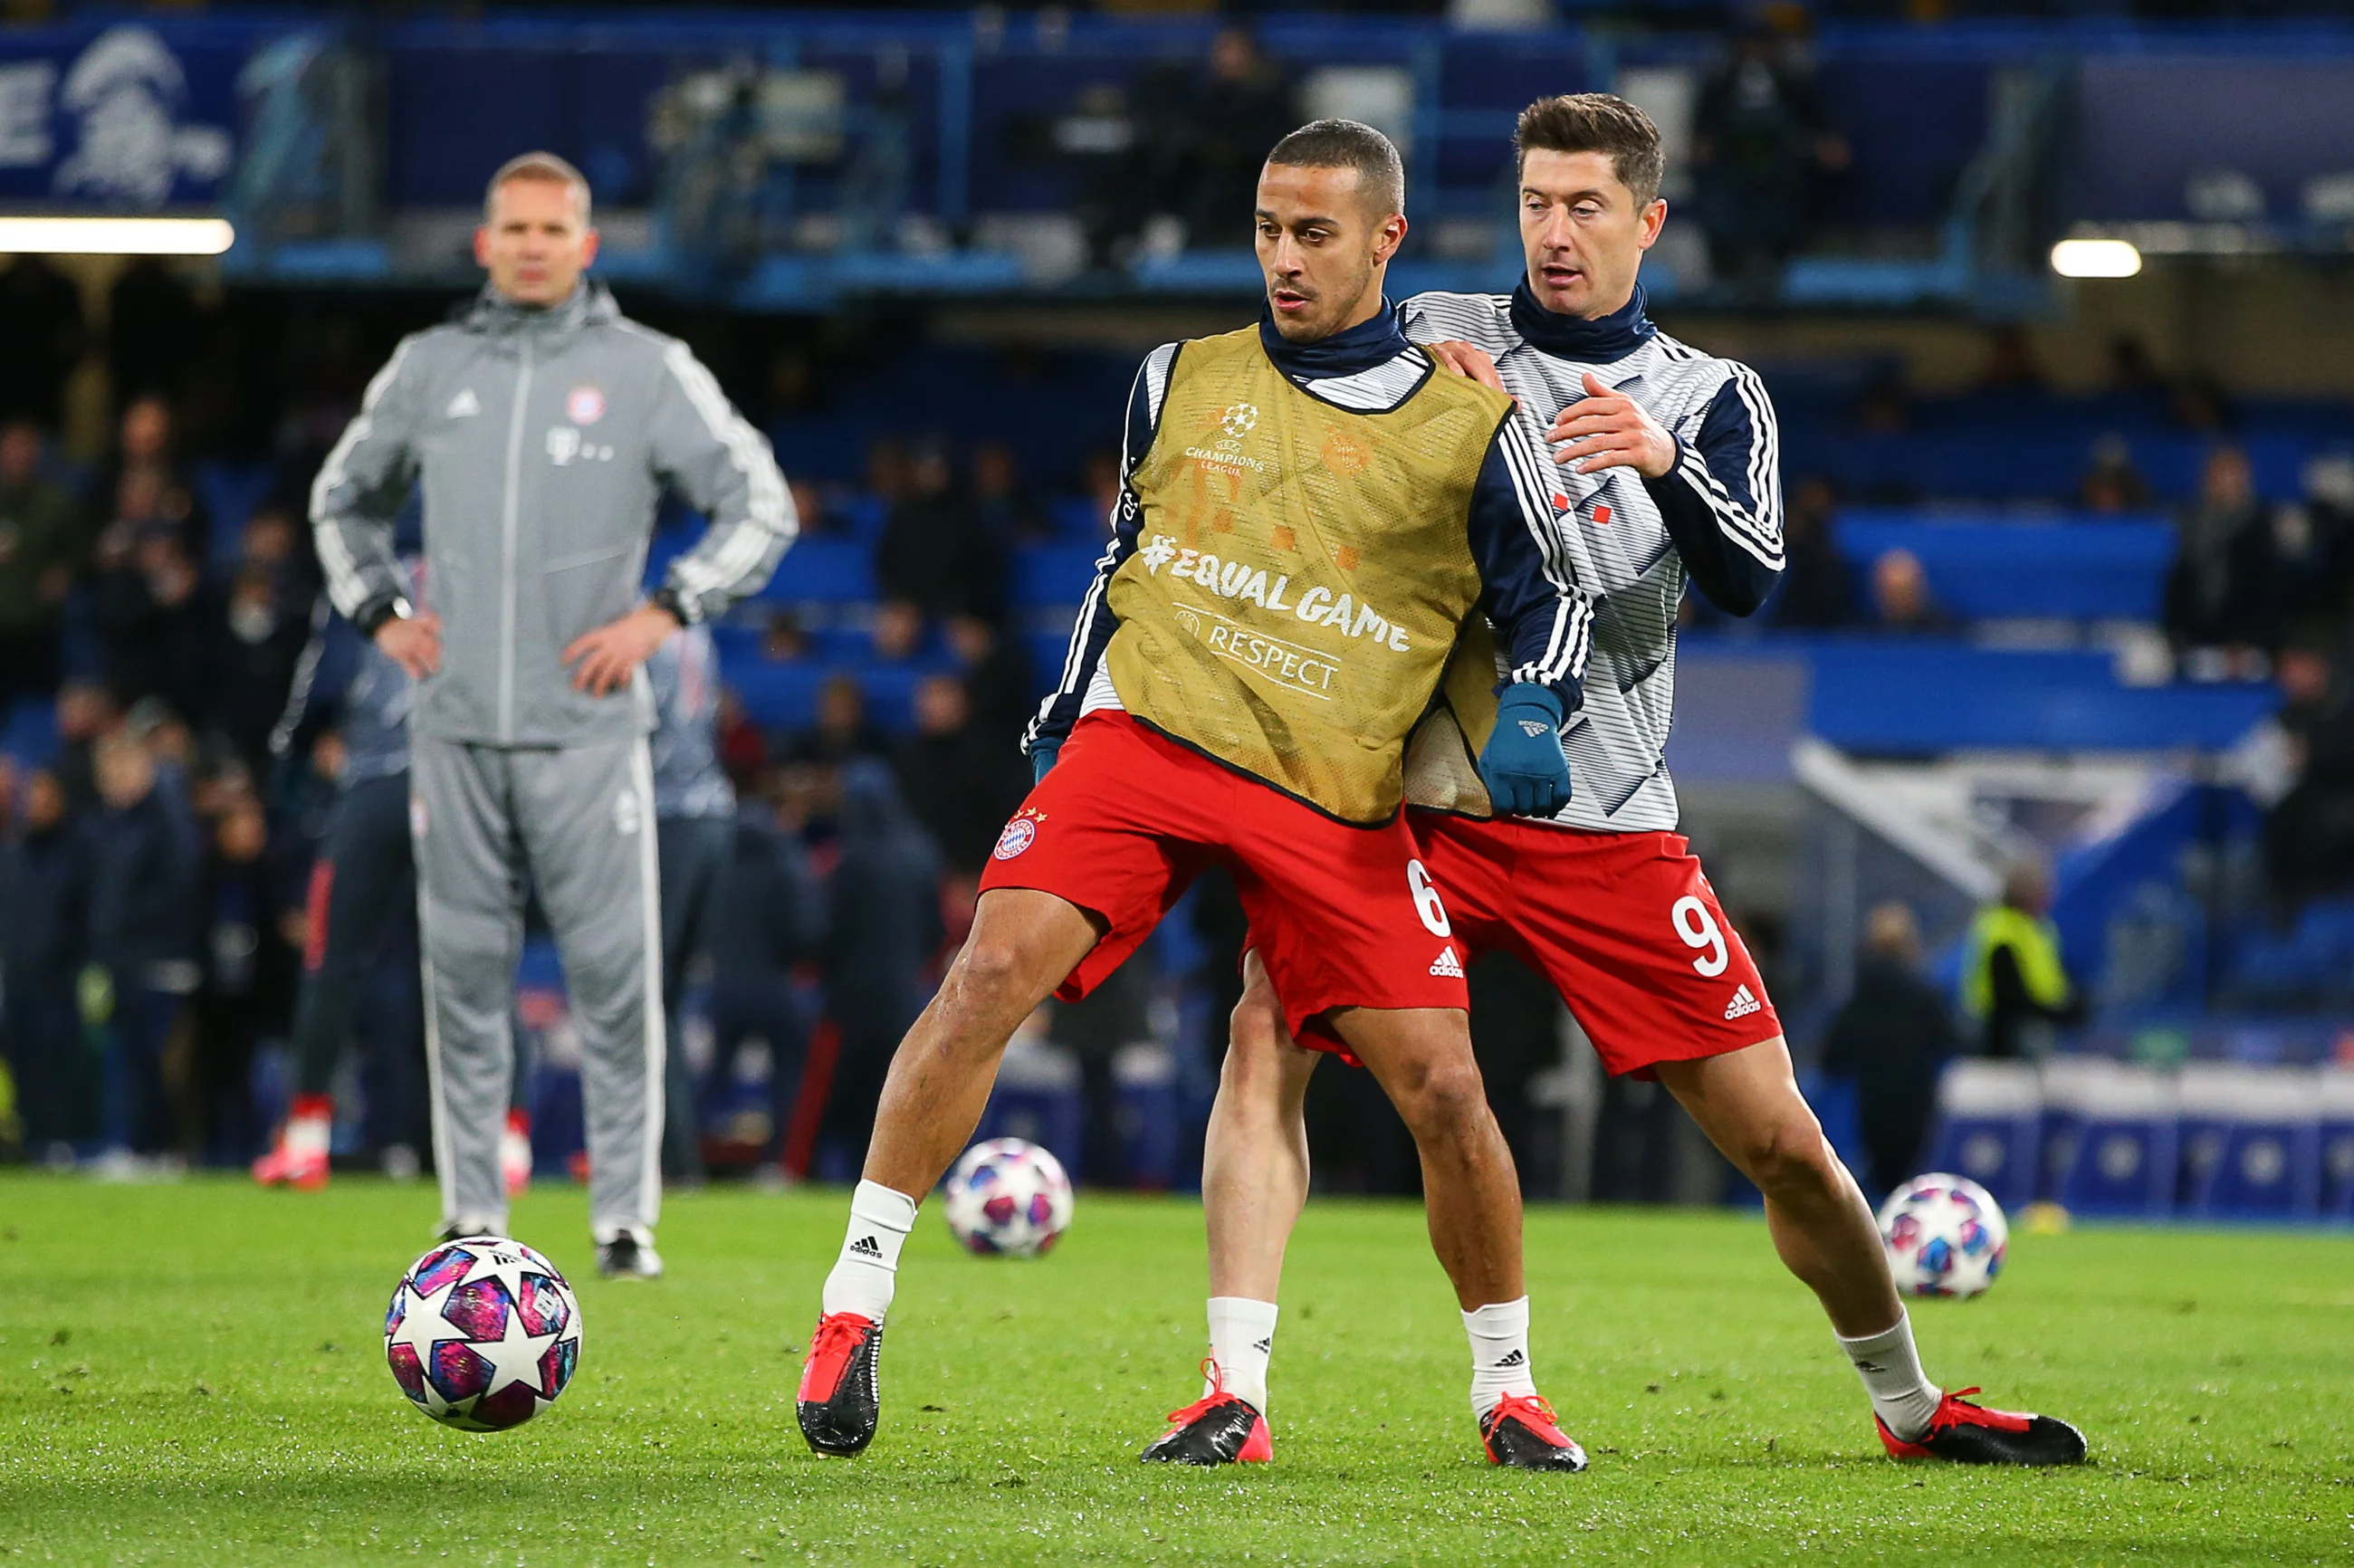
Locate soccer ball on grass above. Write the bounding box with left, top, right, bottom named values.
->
left=943, top=1137, right=1073, bottom=1257
left=384, top=1235, right=583, bottom=1430
left=1877, top=1173, right=2008, bottom=1299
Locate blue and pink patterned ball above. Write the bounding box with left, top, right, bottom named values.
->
left=384, top=1236, right=583, bottom=1430
left=1877, top=1174, right=2009, bottom=1299
left=943, top=1138, right=1074, bottom=1258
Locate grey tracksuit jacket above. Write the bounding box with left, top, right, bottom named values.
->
left=311, top=280, right=794, bottom=746
left=310, top=279, right=791, bottom=1240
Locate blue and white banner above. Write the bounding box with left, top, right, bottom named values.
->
left=0, top=23, right=254, bottom=209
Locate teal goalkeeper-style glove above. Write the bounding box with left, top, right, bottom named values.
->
left=1478, top=684, right=1572, bottom=817
left=1030, top=741, right=1060, bottom=785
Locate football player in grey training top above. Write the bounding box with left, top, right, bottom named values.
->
left=311, top=150, right=794, bottom=1277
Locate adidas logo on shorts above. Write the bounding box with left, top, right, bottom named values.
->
left=1429, top=946, right=1465, bottom=979
left=1724, top=984, right=1762, bottom=1021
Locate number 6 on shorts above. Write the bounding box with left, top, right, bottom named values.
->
left=1407, top=858, right=1451, bottom=937
left=1671, top=894, right=1728, bottom=977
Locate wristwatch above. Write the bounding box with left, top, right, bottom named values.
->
left=356, top=594, right=413, bottom=637
left=648, top=586, right=693, bottom=626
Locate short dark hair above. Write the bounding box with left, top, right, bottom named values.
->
left=1264, top=118, right=1405, bottom=217
left=1515, top=93, right=1663, bottom=207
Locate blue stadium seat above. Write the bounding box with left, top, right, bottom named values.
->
left=193, top=461, right=279, bottom=570
left=723, top=660, right=946, bottom=733
left=1922, top=1059, right=2043, bottom=1210
left=1010, top=543, right=1104, bottom=610
left=2181, top=1063, right=2322, bottom=1220
left=1796, top=640, right=2275, bottom=754
left=756, top=538, right=876, bottom=606
left=1834, top=512, right=2174, bottom=621
left=2044, top=1057, right=2177, bottom=1218
left=2, top=697, right=60, bottom=767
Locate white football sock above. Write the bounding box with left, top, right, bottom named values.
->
left=1203, top=1296, right=1278, bottom=1410
left=1838, top=1311, right=1942, bottom=1442
left=820, top=1181, right=917, bottom=1323
left=284, top=1109, right=330, bottom=1159
left=1462, top=1296, right=1538, bottom=1420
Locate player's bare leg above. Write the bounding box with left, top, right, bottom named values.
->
left=1656, top=1037, right=2086, bottom=1465
left=798, top=887, right=1102, bottom=1458
left=1142, top=960, right=1319, bottom=1466
left=1150, top=956, right=1584, bottom=1471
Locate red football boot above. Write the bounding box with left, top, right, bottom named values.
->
left=797, top=1312, right=884, bottom=1457
left=1140, top=1360, right=1272, bottom=1466
left=252, top=1096, right=332, bottom=1190
left=1877, top=1388, right=2089, bottom=1466
left=1479, top=1392, right=1588, bottom=1472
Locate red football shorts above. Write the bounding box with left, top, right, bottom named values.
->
left=978, top=712, right=1469, bottom=1045
left=1408, top=810, right=1783, bottom=1078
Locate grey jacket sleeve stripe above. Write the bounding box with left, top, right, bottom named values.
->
left=311, top=336, right=418, bottom=619
left=654, top=339, right=797, bottom=624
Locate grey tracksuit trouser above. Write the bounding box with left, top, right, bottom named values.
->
left=410, top=731, right=663, bottom=1239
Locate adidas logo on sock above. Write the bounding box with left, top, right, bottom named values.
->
left=1430, top=946, right=1465, bottom=978
left=1724, top=984, right=1761, bottom=1021
left=1493, top=1348, right=1527, bottom=1368
left=848, top=1235, right=884, bottom=1259
left=1252, top=1337, right=1273, bottom=1354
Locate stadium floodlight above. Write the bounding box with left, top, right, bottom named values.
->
left=0, top=216, right=236, bottom=256
left=2050, top=238, right=2142, bottom=279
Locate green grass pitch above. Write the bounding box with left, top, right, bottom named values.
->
left=0, top=1174, right=2348, bottom=1564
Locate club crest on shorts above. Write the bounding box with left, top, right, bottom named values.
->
left=992, top=817, right=1038, bottom=860
left=566, top=384, right=606, bottom=425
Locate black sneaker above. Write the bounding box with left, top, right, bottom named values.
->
left=1479, top=1393, right=1588, bottom=1472
left=596, top=1233, right=664, bottom=1279
left=1877, top=1388, right=2089, bottom=1466
left=1141, top=1363, right=1271, bottom=1465
left=436, top=1218, right=502, bottom=1245
left=798, top=1312, right=883, bottom=1457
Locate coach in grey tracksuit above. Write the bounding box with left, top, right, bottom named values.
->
left=311, top=271, right=792, bottom=1251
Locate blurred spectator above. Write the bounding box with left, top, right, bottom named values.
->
left=714, top=687, right=770, bottom=790
left=785, top=674, right=888, bottom=768
left=946, top=612, right=1040, bottom=743
left=0, top=254, right=86, bottom=428
left=204, top=562, right=308, bottom=770
left=1850, top=365, right=1912, bottom=435
left=109, top=260, right=206, bottom=408
left=1046, top=81, right=1155, bottom=272
left=893, top=672, right=1029, bottom=874
left=89, top=494, right=207, bottom=718
left=52, top=683, right=119, bottom=812
left=971, top=441, right=1050, bottom=545
left=2106, top=335, right=2166, bottom=399
left=1975, top=324, right=2047, bottom=394
left=1769, top=476, right=1854, bottom=628
left=0, top=421, right=79, bottom=707
left=1822, top=901, right=1958, bottom=1197
left=871, top=599, right=925, bottom=663
left=86, top=395, right=207, bottom=555
left=703, top=782, right=825, bottom=1178
left=1, top=765, right=91, bottom=1161
left=1867, top=548, right=1956, bottom=636
left=86, top=731, right=203, bottom=1167
left=193, top=793, right=300, bottom=1166
left=762, top=607, right=812, bottom=664
left=2077, top=434, right=2154, bottom=514
left=817, top=760, right=943, bottom=1177
left=2164, top=444, right=2270, bottom=669
left=1691, top=24, right=1849, bottom=296
left=876, top=442, right=1006, bottom=629
left=1960, top=856, right=2081, bottom=1061
left=2263, top=641, right=2354, bottom=913
left=1160, top=26, right=1297, bottom=248
left=2169, top=375, right=2234, bottom=435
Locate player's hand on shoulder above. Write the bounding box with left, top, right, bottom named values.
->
left=1478, top=683, right=1573, bottom=818
left=1548, top=370, right=1677, bottom=480
left=1423, top=339, right=1507, bottom=397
